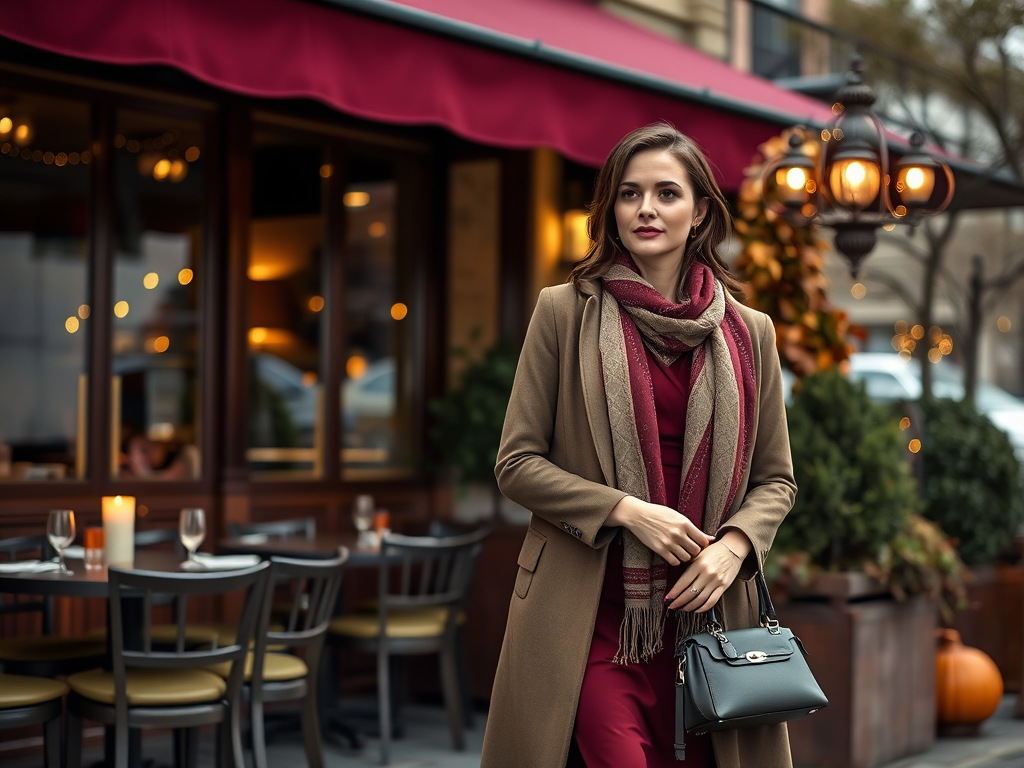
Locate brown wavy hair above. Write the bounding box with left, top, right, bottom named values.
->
left=568, top=123, right=743, bottom=298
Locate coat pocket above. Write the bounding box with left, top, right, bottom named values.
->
left=514, top=528, right=547, bottom=599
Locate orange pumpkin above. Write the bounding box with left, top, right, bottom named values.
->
left=935, top=628, right=1003, bottom=724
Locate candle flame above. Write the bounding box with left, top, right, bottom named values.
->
left=115, top=495, right=122, bottom=505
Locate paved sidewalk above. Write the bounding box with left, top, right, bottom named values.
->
left=879, top=696, right=1024, bottom=768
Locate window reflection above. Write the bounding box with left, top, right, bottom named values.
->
left=0, top=92, right=90, bottom=482
left=247, top=130, right=325, bottom=478
left=112, top=110, right=204, bottom=480
left=341, top=165, right=412, bottom=476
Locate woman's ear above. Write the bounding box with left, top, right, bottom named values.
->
left=694, top=198, right=710, bottom=228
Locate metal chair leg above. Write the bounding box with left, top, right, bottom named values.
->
left=301, top=677, right=326, bottom=768
left=66, top=710, right=83, bottom=768
left=378, top=647, right=391, bottom=765
left=43, top=715, right=61, bottom=768
left=439, top=640, right=466, bottom=751
left=455, top=627, right=475, bottom=729
left=251, top=694, right=268, bottom=768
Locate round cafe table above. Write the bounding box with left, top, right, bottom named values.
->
left=0, top=550, right=253, bottom=767
left=218, top=532, right=381, bottom=564
left=0, top=550, right=189, bottom=598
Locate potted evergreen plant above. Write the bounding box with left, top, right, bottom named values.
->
left=773, top=370, right=964, bottom=768
left=428, top=337, right=522, bottom=522
left=917, top=396, right=1024, bottom=698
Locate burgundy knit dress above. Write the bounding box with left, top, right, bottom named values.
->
left=574, top=347, right=714, bottom=768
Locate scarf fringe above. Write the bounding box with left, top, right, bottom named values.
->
left=613, top=603, right=667, bottom=665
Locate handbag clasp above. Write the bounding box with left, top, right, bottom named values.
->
left=745, top=651, right=768, bottom=663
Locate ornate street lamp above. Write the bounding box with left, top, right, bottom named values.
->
left=761, top=56, right=955, bottom=277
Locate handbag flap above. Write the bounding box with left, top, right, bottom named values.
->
left=684, top=626, right=797, bottom=666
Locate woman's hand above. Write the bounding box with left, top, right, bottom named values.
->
left=665, top=531, right=752, bottom=613
left=606, top=496, right=712, bottom=566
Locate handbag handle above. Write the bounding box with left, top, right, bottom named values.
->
left=703, top=567, right=780, bottom=634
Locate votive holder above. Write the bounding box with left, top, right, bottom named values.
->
left=84, top=527, right=105, bottom=570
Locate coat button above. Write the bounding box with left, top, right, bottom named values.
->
left=561, top=522, right=571, bottom=532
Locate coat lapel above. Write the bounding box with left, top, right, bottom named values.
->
left=578, top=282, right=617, bottom=489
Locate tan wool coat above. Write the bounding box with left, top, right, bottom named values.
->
left=480, top=279, right=798, bottom=768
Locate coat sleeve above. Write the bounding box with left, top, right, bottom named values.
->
left=716, top=313, right=797, bottom=580
left=495, top=288, right=626, bottom=548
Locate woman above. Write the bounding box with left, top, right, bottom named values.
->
left=480, top=124, right=796, bottom=768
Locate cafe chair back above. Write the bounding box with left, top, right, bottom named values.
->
left=64, top=561, right=271, bottom=768
left=327, top=526, right=489, bottom=765
left=0, top=534, right=106, bottom=677
left=0, top=673, right=68, bottom=768
left=228, top=517, right=316, bottom=540
left=234, top=549, right=349, bottom=768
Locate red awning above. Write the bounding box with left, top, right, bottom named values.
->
left=0, top=0, right=835, bottom=188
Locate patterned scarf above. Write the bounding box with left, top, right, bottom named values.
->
left=599, top=253, right=756, bottom=663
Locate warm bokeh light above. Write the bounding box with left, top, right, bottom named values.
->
left=319, top=164, right=333, bottom=178
left=998, top=316, right=1012, bottom=333
left=143, top=272, right=159, bottom=289
left=898, top=350, right=912, bottom=362
left=138, top=504, right=149, bottom=517
left=13, top=123, right=31, bottom=145
left=851, top=283, right=866, bottom=299
left=78, top=304, right=90, bottom=319
left=65, top=316, right=80, bottom=334
left=184, top=146, right=200, bottom=162
left=153, top=159, right=172, bottom=180
left=368, top=222, right=387, bottom=238
left=343, top=191, right=370, bottom=208
left=910, top=325, right=925, bottom=340
left=346, top=354, right=368, bottom=380
left=909, top=439, right=922, bottom=453
left=113, top=301, right=129, bottom=318
left=894, top=320, right=909, bottom=335
left=785, top=167, right=807, bottom=191
left=904, top=168, right=925, bottom=189
left=249, top=327, right=268, bottom=345
left=168, top=159, right=188, bottom=182
left=928, top=348, right=942, bottom=363
left=301, top=371, right=318, bottom=388
left=391, top=302, right=408, bottom=321
left=153, top=336, right=170, bottom=353
left=178, top=268, right=194, bottom=285
left=899, top=417, right=911, bottom=431
left=0, top=117, right=11, bottom=135
left=308, top=295, right=325, bottom=312
left=938, top=338, right=953, bottom=355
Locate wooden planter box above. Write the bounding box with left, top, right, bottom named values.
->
left=781, top=573, right=937, bottom=768
left=950, top=563, right=1024, bottom=696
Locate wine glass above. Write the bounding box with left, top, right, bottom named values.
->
left=179, top=508, right=206, bottom=570
left=353, top=494, right=374, bottom=547
left=47, top=509, right=76, bottom=575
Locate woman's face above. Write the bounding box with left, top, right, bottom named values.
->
left=613, top=148, right=707, bottom=269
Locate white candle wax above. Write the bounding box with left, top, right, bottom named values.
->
left=102, top=495, right=135, bottom=566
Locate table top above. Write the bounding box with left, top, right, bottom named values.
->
left=0, top=551, right=193, bottom=598
left=218, top=533, right=381, bottom=566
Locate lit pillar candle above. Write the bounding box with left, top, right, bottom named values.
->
left=102, top=495, right=135, bottom=566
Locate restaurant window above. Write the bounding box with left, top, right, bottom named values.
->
left=341, top=157, right=414, bottom=477
left=247, top=127, right=326, bottom=479
left=111, top=109, right=205, bottom=480
left=0, top=91, right=90, bottom=482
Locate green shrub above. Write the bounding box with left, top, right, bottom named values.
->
left=777, top=369, right=920, bottom=569
left=918, top=397, right=1024, bottom=566
left=427, top=337, right=521, bottom=486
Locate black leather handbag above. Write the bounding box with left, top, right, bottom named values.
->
left=673, top=570, right=828, bottom=760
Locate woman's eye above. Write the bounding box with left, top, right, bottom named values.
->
left=619, top=189, right=637, bottom=199
left=659, top=189, right=679, bottom=199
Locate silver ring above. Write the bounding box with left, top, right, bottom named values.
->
left=690, top=587, right=700, bottom=594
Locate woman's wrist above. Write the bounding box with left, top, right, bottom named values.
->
left=606, top=495, right=638, bottom=528
left=718, top=530, right=752, bottom=561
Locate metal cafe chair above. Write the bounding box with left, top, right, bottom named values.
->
left=0, top=534, right=106, bottom=677
left=327, top=527, right=489, bottom=765
left=0, top=673, right=68, bottom=768
left=65, top=561, right=271, bottom=768
left=206, top=550, right=348, bottom=768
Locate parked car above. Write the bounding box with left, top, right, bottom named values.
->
left=847, top=353, right=1024, bottom=463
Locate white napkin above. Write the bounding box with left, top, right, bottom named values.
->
left=64, top=546, right=85, bottom=559
left=0, top=560, right=62, bottom=573
left=191, top=553, right=261, bottom=571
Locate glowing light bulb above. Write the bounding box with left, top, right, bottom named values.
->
left=844, top=162, right=866, bottom=185
left=905, top=167, right=925, bottom=190
left=785, top=167, right=807, bottom=191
